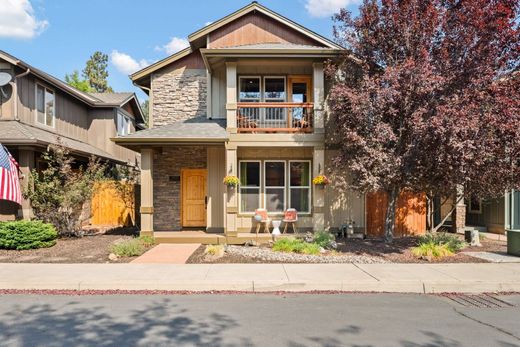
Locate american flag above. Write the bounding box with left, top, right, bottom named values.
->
left=0, top=145, right=22, bottom=205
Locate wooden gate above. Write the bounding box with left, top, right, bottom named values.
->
left=366, top=190, right=426, bottom=237
left=91, top=181, right=136, bottom=227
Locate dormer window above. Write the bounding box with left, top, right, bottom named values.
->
left=117, top=112, right=131, bottom=136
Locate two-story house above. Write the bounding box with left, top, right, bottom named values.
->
left=114, top=2, right=367, bottom=243
left=0, top=50, right=145, bottom=221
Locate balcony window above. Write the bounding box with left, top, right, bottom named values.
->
left=264, top=77, right=286, bottom=125
left=239, top=77, right=260, bottom=121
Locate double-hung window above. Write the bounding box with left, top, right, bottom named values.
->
left=239, top=161, right=261, bottom=213
left=289, top=161, right=311, bottom=213
left=264, top=161, right=286, bottom=213
left=36, top=84, right=54, bottom=127
left=239, top=77, right=261, bottom=121
left=117, top=112, right=131, bottom=136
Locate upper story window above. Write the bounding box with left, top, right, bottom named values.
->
left=36, top=84, right=54, bottom=127
left=117, top=112, right=131, bottom=136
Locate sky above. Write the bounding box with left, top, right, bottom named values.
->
left=0, top=0, right=361, bottom=102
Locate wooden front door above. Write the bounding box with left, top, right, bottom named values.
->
left=181, top=169, right=207, bottom=227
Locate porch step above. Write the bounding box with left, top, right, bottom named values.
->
left=465, top=225, right=488, bottom=233
left=154, top=231, right=226, bottom=245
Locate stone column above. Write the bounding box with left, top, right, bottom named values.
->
left=140, top=148, right=154, bottom=237
left=313, top=62, right=325, bottom=132
left=313, top=147, right=325, bottom=231
left=225, top=62, right=237, bottom=131
left=17, top=148, right=34, bottom=220
left=225, top=145, right=238, bottom=236
left=451, top=185, right=466, bottom=234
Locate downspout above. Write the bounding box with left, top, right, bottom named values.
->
left=13, top=67, right=30, bottom=121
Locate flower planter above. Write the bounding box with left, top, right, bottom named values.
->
left=507, top=230, right=520, bottom=257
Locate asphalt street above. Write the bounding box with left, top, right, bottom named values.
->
left=0, top=293, right=519, bottom=347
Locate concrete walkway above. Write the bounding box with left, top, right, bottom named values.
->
left=131, top=244, right=200, bottom=264
left=1, top=263, right=520, bottom=293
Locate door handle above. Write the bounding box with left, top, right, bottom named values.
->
left=205, top=196, right=208, bottom=209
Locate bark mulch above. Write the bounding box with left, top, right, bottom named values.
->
left=0, top=228, right=142, bottom=263
left=187, top=234, right=508, bottom=264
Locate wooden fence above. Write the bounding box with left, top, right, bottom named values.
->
left=91, top=181, right=137, bottom=227
left=366, top=190, right=427, bottom=237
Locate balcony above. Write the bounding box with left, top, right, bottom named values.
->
left=236, top=102, right=314, bottom=133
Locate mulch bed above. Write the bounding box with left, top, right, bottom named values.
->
left=187, top=234, right=508, bottom=264
left=0, top=228, right=142, bottom=263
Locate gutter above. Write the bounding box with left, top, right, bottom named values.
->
left=111, top=137, right=227, bottom=144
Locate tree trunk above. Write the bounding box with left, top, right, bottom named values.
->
left=384, top=187, right=399, bottom=243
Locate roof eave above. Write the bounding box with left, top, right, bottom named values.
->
left=130, top=47, right=192, bottom=82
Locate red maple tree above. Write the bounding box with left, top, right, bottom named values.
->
left=327, top=0, right=520, bottom=242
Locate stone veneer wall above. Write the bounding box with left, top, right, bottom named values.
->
left=153, top=146, right=207, bottom=231
left=152, top=67, right=207, bottom=127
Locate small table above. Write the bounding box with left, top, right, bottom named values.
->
left=271, top=220, right=282, bottom=235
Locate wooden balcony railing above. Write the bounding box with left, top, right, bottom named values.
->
left=237, top=102, right=314, bottom=133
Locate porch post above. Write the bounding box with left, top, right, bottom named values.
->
left=225, top=61, right=237, bottom=131
left=140, top=148, right=154, bottom=237
left=17, top=148, right=34, bottom=220
left=225, top=145, right=238, bottom=236
left=313, top=146, right=325, bottom=231
left=451, top=185, right=466, bottom=234
left=313, top=62, right=325, bottom=132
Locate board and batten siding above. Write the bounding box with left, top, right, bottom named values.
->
left=207, top=12, right=322, bottom=48
left=16, top=74, right=89, bottom=142
left=207, top=147, right=226, bottom=232
left=467, top=197, right=506, bottom=233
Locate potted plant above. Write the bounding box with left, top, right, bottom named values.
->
left=312, top=174, right=330, bottom=188
left=223, top=175, right=239, bottom=189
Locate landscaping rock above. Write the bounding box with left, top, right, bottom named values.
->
left=224, top=245, right=387, bottom=264
left=108, top=253, right=118, bottom=261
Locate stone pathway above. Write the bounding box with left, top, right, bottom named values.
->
left=131, top=244, right=200, bottom=264
left=463, top=251, right=520, bottom=263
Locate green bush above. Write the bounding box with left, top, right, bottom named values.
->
left=412, top=242, right=453, bottom=258
left=417, top=232, right=466, bottom=252
left=313, top=231, right=335, bottom=248
left=0, top=220, right=58, bottom=250
left=272, top=238, right=321, bottom=255
left=110, top=236, right=155, bottom=257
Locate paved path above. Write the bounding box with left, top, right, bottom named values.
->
left=1, top=263, right=520, bottom=293
left=131, top=244, right=200, bottom=264
left=0, top=293, right=519, bottom=346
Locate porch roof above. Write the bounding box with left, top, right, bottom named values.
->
left=112, top=118, right=227, bottom=148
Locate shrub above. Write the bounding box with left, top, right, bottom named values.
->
left=412, top=242, right=453, bottom=258
left=0, top=220, right=58, bottom=250
left=205, top=244, right=224, bottom=256
left=272, top=238, right=321, bottom=255
left=417, top=232, right=466, bottom=253
left=313, top=231, right=335, bottom=248
left=110, top=237, right=151, bottom=257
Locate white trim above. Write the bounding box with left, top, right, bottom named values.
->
left=288, top=160, right=312, bottom=214
left=238, top=160, right=262, bottom=214
left=264, top=160, right=286, bottom=213
left=34, top=82, right=55, bottom=129
left=238, top=76, right=261, bottom=102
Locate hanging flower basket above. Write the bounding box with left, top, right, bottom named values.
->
left=312, top=174, right=330, bottom=187
left=223, top=175, right=239, bottom=188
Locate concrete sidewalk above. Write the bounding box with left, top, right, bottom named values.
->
left=1, top=263, right=520, bottom=293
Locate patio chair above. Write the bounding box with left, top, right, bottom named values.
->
left=254, top=208, right=270, bottom=236
left=283, top=208, right=298, bottom=234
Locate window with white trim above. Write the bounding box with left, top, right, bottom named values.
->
left=264, top=161, right=285, bottom=213
left=289, top=161, right=311, bottom=213
left=239, top=76, right=261, bottom=121
left=117, top=112, right=131, bottom=136
left=36, top=84, right=54, bottom=127
left=239, top=161, right=261, bottom=213
left=263, top=77, right=286, bottom=124
left=239, top=160, right=311, bottom=214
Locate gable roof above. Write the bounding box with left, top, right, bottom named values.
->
left=130, top=2, right=343, bottom=82
left=0, top=50, right=144, bottom=120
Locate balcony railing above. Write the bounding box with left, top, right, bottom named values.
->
left=237, top=102, right=314, bottom=133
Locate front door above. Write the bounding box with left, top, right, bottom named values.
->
left=288, top=76, right=312, bottom=128
left=181, top=169, right=207, bottom=227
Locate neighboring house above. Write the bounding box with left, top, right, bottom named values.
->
left=112, top=2, right=411, bottom=242
left=0, top=50, right=145, bottom=221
